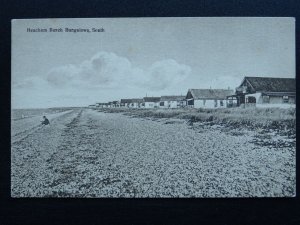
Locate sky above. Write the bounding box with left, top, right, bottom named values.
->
left=12, top=17, right=295, bottom=108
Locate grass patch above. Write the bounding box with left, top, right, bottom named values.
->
left=95, top=107, right=296, bottom=135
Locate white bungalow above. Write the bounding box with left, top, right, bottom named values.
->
left=129, top=99, right=144, bottom=108
left=111, top=101, right=120, bottom=108
left=228, top=77, right=296, bottom=108
left=159, top=95, right=186, bottom=108
left=186, top=89, right=234, bottom=108
left=102, top=103, right=109, bottom=108
left=120, top=99, right=132, bottom=107
left=97, top=103, right=104, bottom=108
left=143, top=97, right=161, bottom=108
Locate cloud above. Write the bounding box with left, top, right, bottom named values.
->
left=146, top=59, right=191, bottom=90
left=45, top=51, right=191, bottom=91
left=12, top=52, right=192, bottom=108
left=12, top=76, right=49, bottom=90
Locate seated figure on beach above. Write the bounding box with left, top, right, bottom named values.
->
left=41, top=116, right=50, bottom=125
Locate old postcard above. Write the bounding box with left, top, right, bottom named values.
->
left=11, top=18, right=296, bottom=197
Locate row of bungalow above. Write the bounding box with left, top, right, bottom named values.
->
left=89, top=76, right=296, bottom=109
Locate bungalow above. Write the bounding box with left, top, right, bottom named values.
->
left=95, top=103, right=105, bottom=108
left=102, top=103, right=109, bottom=108
left=111, top=101, right=120, bottom=108
left=143, top=97, right=161, bottom=108
left=186, top=89, right=234, bottom=108
left=129, top=98, right=144, bottom=108
left=120, top=99, right=132, bottom=107
left=227, top=77, right=296, bottom=108
left=107, top=101, right=114, bottom=108
left=159, top=95, right=186, bottom=108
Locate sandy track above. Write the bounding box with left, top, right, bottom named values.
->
left=11, top=109, right=295, bottom=197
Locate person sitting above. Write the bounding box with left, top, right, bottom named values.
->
left=41, top=116, right=50, bottom=125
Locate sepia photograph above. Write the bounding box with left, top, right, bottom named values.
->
left=11, top=17, right=296, bottom=198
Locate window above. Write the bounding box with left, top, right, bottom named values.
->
left=220, top=100, right=224, bottom=107
left=188, top=100, right=194, bottom=105
left=283, top=96, right=289, bottom=103
left=262, top=95, right=269, bottom=103
left=214, top=100, right=218, bottom=107
left=248, top=96, right=256, bottom=103
left=203, top=100, right=206, bottom=106
left=160, top=102, right=164, bottom=106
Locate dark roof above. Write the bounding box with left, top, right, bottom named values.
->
left=120, top=99, right=132, bottom=103
left=243, top=77, right=295, bottom=92
left=161, top=95, right=185, bottom=101
left=188, top=89, right=234, bottom=100
left=143, top=97, right=161, bottom=102
left=120, top=98, right=143, bottom=103
left=131, top=98, right=144, bottom=103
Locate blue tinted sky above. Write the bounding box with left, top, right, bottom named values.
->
left=12, top=17, right=295, bottom=108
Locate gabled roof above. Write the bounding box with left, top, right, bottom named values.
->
left=143, top=97, right=161, bottom=102
left=120, top=98, right=143, bottom=103
left=242, top=77, right=295, bottom=92
left=131, top=98, right=144, bottom=103
left=120, top=99, right=133, bottom=104
left=161, top=95, right=185, bottom=101
left=188, top=89, right=234, bottom=100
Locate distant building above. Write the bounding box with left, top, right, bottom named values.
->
left=227, top=77, right=296, bottom=108
left=107, top=101, right=113, bottom=108
left=130, top=99, right=144, bottom=108
left=143, top=97, right=161, bottom=108
left=96, top=103, right=105, bottom=108
left=159, top=95, right=186, bottom=108
left=120, top=99, right=143, bottom=108
left=120, top=99, right=132, bottom=107
left=102, top=103, right=109, bottom=108
left=111, top=101, right=120, bottom=108
left=186, top=89, right=234, bottom=108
